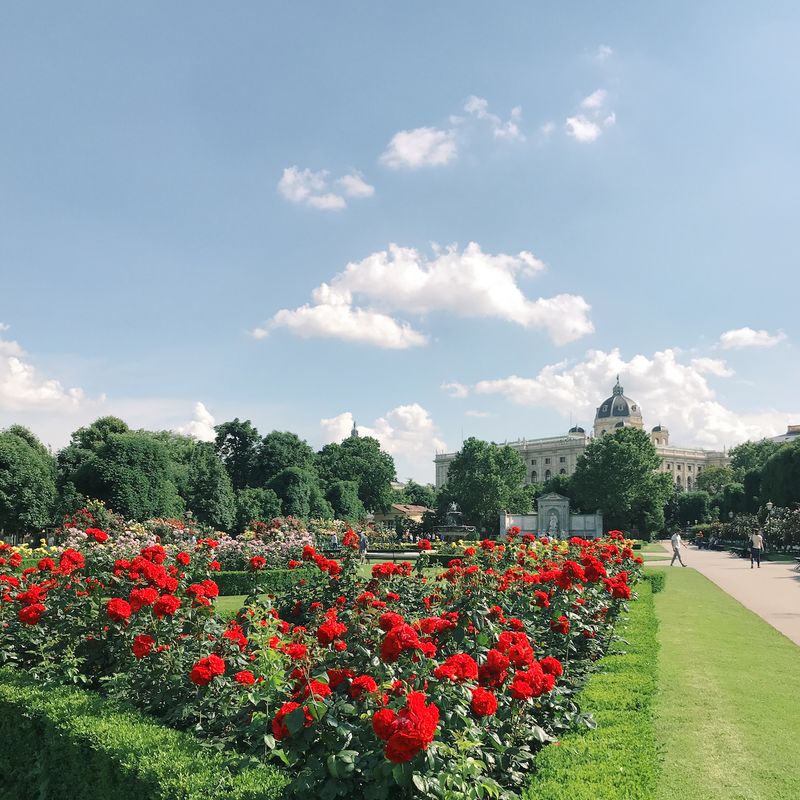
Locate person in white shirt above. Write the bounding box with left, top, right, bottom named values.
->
left=749, top=530, right=764, bottom=569
left=670, top=532, right=688, bottom=567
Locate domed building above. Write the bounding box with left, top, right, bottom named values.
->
left=434, top=377, right=729, bottom=491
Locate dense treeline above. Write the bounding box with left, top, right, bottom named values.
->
left=0, top=416, right=400, bottom=536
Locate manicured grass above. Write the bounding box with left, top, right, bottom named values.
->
left=654, top=569, right=800, bottom=800
left=524, top=582, right=659, bottom=799
left=640, top=542, right=668, bottom=554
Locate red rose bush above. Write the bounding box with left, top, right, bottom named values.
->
left=0, top=527, right=643, bottom=800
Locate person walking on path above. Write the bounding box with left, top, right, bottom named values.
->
left=750, top=529, right=764, bottom=569
left=358, top=530, right=369, bottom=565
left=670, top=531, right=688, bottom=567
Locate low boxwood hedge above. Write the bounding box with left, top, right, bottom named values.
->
left=523, top=582, right=659, bottom=800
left=643, top=568, right=666, bottom=594
left=0, top=669, right=287, bottom=800
left=214, top=567, right=310, bottom=597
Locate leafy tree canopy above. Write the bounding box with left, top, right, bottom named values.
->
left=234, top=487, right=282, bottom=534
left=326, top=480, right=366, bottom=523
left=729, top=439, right=783, bottom=479
left=185, top=442, right=235, bottom=531
left=444, top=437, right=527, bottom=533
left=255, top=431, right=316, bottom=486
left=695, top=465, right=735, bottom=496
left=760, top=439, right=800, bottom=508
left=214, top=418, right=261, bottom=491
left=571, top=427, right=672, bottom=535
left=0, top=426, right=57, bottom=534
left=316, top=436, right=396, bottom=513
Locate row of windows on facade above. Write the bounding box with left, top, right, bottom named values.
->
left=531, top=468, right=568, bottom=481
left=664, top=463, right=702, bottom=472
left=529, top=456, right=568, bottom=465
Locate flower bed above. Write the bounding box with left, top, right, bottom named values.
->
left=0, top=528, right=643, bottom=800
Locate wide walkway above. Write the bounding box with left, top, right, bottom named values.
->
left=654, top=541, right=800, bottom=646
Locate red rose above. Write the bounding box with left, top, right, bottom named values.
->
left=509, top=663, right=546, bottom=700
left=85, top=527, right=109, bottom=543
left=189, top=654, right=226, bottom=686
left=59, top=548, right=85, bottom=574
left=209, top=560, right=221, bottom=571
left=37, top=557, right=56, bottom=571
left=417, top=539, right=432, bottom=551
left=235, top=670, right=256, bottom=685
left=129, top=586, right=158, bottom=612
left=433, top=653, right=479, bottom=683
left=379, top=611, right=405, bottom=631
left=372, top=708, right=397, bottom=740
left=132, top=634, right=155, bottom=659
left=249, top=556, right=266, bottom=570
left=176, top=551, right=191, bottom=566
left=18, top=603, right=45, bottom=625
left=349, top=675, right=379, bottom=699
left=540, top=656, right=563, bottom=678
left=327, top=668, right=356, bottom=688
left=106, top=598, right=132, bottom=623
left=317, top=615, right=347, bottom=646
left=382, top=692, right=439, bottom=764
left=153, top=594, right=181, bottom=618
left=297, top=679, right=331, bottom=701
left=478, top=649, right=510, bottom=688
left=551, top=616, right=570, bottom=635
left=283, top=642, right=308, bottom=660
left=471, top=686, right=498, bottom=717
left=380, top=623, right=421, bottom=663
left=272, top=701, right=312, bottom=740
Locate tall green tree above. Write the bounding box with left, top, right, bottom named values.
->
left=398, top=479, right=437, bottom=509
left=444, top=437, right=528, bottom=533
left=268, top=467, right=320, bottom=518
left=77, top=432, right=184, bottom=520
left=326, top=480, right=366, bottom=522
left=185, top=443, right=235, bottom=531
left=214, top=419, right=261, bottom=490
left=255, top=431, right=317, bottom=486
left=675, top=490, right=712, bottom=525
left=0, top=426, right=57, bottom=535
left=234, top=487, right=282, bottom=534
left=695, top=465, right=735, bottom=495
left=729, top=439, right=783, bottom=480
left=571, top=427, right=672, bottom=535
left=316, top=436, right=396, bottom=512
left=760, top=439, right=800, bottom=508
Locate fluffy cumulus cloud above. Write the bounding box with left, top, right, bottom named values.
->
left=277, top=166, right=374, bottom=210
left=254, top=242, right=593, bottom=348
left=0, top=325, right=84, bottom=412
left=565, top=89, right=616, bottom=143
left=176, top=402, right=216, bottom=442
left=441, top=381, right=469, bottom=399
left=719, top=327, right=787, bottom=349
left=379, top=127, right=458, bottom=169
left=474, top=348, right=799, bottom=450
left=463, top=96, right=525, bottom=141
left=594, top=45, right=614, bottom=63
left=320, top=403, right=446, bottom=481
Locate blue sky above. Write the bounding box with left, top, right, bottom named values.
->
left=1, top=2, right=798, bottom=481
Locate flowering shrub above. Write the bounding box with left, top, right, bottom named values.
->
left=0, top=528, right=643, bottom=800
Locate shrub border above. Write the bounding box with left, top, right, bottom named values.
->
left=0, top=669, right=287, bottom=800
left=524, top=580, right=660, bottom=800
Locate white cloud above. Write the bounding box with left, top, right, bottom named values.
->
left=594, top=45, right=614, bottom=63
left=255, top=242, right=593, bottom=348
left=691, top=357, right=734, bottom=377
left=320, top=403, right=446, bottom=482
left=379, top=127, right=457, bottom=169
left=465, top=409, right=493, bottom=418
left=719, top=327, right=787, bottom=349
left=565, top=89, right=615, bottom=143
left=581, top=89, right=607, bottom=110
left=0, top=327, right=85, bottom=412
left=442, top=382, right=469, bottom=399
left=540, top=121, right=556, bottom=136
left=336, top=172, right=375, bottom=198
left=176, top=402, right=216, bottom=442
left=277, top=166, right=374, bottom=210
left=254, top=300, right=428, bottom=350
left=464, top=96, right=525, bottom=142
left=474, top=348, right=800, bottom=450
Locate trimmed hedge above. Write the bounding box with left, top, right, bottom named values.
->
left=0, top=669, right=287, bottom=800
left=643, top=568, right=666, bottom=594
left=524, top=582, right=659, bottom=800
left=214, top=567, right=310, bottom=596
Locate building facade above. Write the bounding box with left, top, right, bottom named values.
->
left=434, top=377, right=729, bottom=490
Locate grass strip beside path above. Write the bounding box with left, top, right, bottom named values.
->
left=524, top=582, right=659, bottom=800
left=654, top=569, right=800, bottom=800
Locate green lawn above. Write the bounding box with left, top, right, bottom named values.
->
left=654, top=569, right=800, bottom=800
